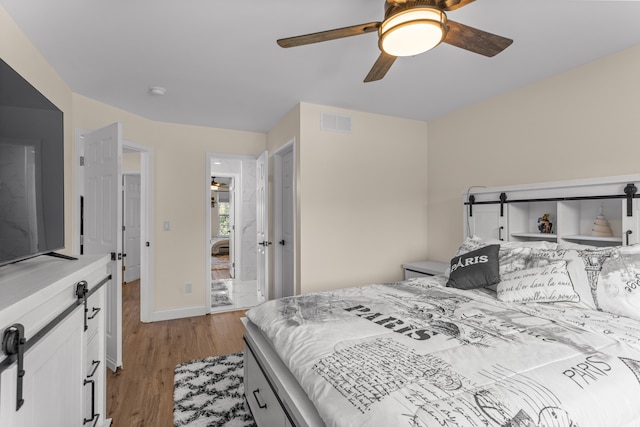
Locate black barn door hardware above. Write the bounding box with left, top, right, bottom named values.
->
left=499, top=193, right=507, bottom=217
left=1, top=324, right=25, bottom=410
left=83, top=378, right=99, bottom=426
left=625, top=183, right=637, bottom=217
left=465, top=184, right=640, bottom=208
left=0, top=274, right=111, bottom=412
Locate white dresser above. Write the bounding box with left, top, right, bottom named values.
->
left=0, top=255, right=111, bottom=427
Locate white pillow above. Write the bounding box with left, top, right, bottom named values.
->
left=595, top=244, right=640, bottom=321
left=497, top=260, right=580, bottom=304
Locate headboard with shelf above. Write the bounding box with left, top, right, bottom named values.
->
left=463, top=175, right=640, bottom=248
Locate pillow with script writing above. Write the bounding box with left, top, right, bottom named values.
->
left=497, top=260, right=579, bottom=304
left=594, top=244, right=640, bottom=320
left=447, top=244, right=500, bottom=290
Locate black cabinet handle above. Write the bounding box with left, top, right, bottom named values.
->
left=83, top=379, right=99, bottom=426
left=499, top=226, right=504, bottom=241
left=87, top=360, right=100, bottom=378
left=626, top=230, right=633, bottom=246
left=88, top=307, right=101, bottom=320
left=252, top=388, right=267, bottom=409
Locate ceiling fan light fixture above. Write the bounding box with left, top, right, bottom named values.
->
left=211, top=177, right=221, bottom=191
left=379, top=6, right=447, bottom=57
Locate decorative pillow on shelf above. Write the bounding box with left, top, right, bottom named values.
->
left=497, top=260, right=580, bottom=304
left=447, top=244, right=500, bottom=290
left=594, top=244, right=640, bottom=321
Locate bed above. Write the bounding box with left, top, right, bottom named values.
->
left=242, top=177, right=640, bottom=427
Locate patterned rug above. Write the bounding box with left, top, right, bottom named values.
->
left=211, top=280, right=233, bottom=307
left=174, top=352, right=256, bottom=427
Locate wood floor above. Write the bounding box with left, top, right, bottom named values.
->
left=107, top=279, right=247, bottom=426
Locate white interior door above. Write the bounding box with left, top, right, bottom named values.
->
left=83, top=122, right=123, bottom=371
left=256, top=151, right=269, bottom=301
left=123, top=174, right=141, bottom=282
left=280, top=148, right=295, bottom=297
left=228, top=180, right=236, bottom=279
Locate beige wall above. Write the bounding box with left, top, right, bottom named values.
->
left=298, top=103, right=429, bottom=293
left=428, top=45, right=640, bottom=262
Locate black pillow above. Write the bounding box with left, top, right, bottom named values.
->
left=446, top=244, right=500, bottom=290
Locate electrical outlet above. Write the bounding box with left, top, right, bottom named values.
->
left=184, top=283, right=192, bottom=293
left=163, top=221, right=171, bottom=231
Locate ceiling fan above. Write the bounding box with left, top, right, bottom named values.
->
left=211, top=177, right=229, bottom=191
left=277, top=0, right=513, bottom=82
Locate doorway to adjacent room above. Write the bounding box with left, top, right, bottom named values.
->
left=206, top=154, right=263, bottom=313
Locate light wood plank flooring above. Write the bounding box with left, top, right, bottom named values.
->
left=107, top=279, right=247, bottom=426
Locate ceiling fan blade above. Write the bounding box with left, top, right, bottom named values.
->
left=443, top=20, right=513, bottom=57
left=277, top=22, right=381, bottom=48
left=364, top=52, right=397, bottom=82
left=436, top=0, right=476, bottom=11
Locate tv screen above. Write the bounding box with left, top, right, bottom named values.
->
left=0, top=58, right=65, bottom=267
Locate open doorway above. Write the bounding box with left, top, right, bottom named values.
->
left=121, top=142, right=153, bottom=325
left=206, top=154, right=264, bottom=313
left=210, top=175, right=234, bottom=281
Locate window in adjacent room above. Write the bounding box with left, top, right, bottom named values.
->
left=218, top=192, right=230, bottom=236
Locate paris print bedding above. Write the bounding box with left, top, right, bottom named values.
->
left=246, top=275, right=640, bottom=427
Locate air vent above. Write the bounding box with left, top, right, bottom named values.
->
left=321, top=112, right=352, bottom=134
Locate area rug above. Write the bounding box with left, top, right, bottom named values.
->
left=174, top=352, right=256, bottom=427
left=211, top=280, right=233, bottom=307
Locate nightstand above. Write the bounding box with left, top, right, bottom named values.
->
left=402, top=261, right=449, bottom=279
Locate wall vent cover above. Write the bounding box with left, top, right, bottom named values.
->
left=321, top=112, right=352, bottom=133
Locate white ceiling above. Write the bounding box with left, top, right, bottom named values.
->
left=2, top=0, right=640, bottom=133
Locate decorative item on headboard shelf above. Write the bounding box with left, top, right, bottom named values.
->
left=538, top=213, right=553, bottom=233
left=592, top=205, right=613, bottom=237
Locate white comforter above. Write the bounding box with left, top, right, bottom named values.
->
left=246, top=277, right=640, bottom=427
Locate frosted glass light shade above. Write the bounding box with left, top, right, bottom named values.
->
left=380, top=7, right=446, bottom=57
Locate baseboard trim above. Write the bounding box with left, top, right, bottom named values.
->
left=152, top=305, right=207, bottom=322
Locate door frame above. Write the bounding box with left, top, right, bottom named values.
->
left=206, top=171, right=240, bottom=313
left=273, top=139, right=297, bottom=298
left=74, top=130, right=154, bottom=324
left=205, top=153, right=254, bottom=311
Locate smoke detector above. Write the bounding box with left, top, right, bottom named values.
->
left=148, top=86, right=167, bottom=96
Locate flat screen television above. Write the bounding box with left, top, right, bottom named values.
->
left=0, top=58, right=65, bottom=267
